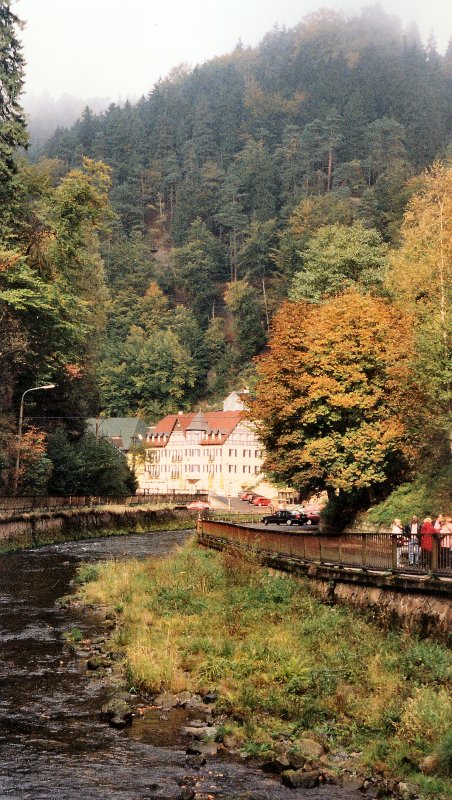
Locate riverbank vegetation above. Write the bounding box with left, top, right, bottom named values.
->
left=77, top=542, right=451, bottom=797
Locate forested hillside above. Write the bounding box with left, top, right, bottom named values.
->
left=41, top=7, right=451, bottom=414
left=1, top=2, right=451, bottom=498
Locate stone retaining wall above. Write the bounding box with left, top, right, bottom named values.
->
left=0, top=507, right=196, bottom=550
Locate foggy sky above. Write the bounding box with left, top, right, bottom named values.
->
left=16, top=0, right=451, bottom=105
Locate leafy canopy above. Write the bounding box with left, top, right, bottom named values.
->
left=290, top=222, right=388, bottom=302
left=251, top=291, right=417, bottom=498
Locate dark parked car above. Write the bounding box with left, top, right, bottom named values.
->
left=261, top=509, right=306, bottom=526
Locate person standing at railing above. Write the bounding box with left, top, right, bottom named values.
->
left=433, top=513, right=444, bottom=531
left=439, top=516, right=452, bottom=568
left=406, top=515, right=420, bottom=566
left=392, top=518, right=404, bottom=567
left=420, top=517, right=435, bottom=567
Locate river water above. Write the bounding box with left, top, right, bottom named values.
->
left=0, top=531, right=361, bottom=799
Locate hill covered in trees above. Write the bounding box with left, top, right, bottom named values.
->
left=40, top=6, right=451, bottom=414
left=1, top=2, right=451, bottom=499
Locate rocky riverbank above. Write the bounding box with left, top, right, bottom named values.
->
left=70, top=544, right=451, bottom=800
left=69, top=627, right=425, bottom=800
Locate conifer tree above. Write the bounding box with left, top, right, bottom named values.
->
left=0, top=0, right=27, bottom=239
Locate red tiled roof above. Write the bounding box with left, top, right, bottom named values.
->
left=148, top=410, right=244, bottom=447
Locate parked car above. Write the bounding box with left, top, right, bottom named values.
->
left=305, top=512, right=321, bottom=525
left=253, top=496, right=272, bottom=507
left=247, top=493, right=259, bottom=503
left=261, top=509, right=305, bottom=526
left=186, top=500, right=210, bottom=510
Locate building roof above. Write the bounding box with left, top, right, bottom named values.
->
left=86, top=417, right=148, bottom=451
left=148, top=410, right=245, bottom=447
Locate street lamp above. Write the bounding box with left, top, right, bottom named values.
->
left=14, top=384, right=56, bottom=494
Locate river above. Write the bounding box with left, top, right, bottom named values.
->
left=0, top=530, right=361, bottom=799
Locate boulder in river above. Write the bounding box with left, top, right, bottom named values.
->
left=281, top=769, right=320, bottom=788
left=100, top=696, right=133, bottom=727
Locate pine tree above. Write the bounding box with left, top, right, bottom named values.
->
left=0, top=0, right=27, bottom=239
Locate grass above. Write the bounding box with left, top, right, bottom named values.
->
left=76, top=540, right=452, bottom=798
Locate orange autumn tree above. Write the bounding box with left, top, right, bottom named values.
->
left=251, top=290, right=418, bottom=510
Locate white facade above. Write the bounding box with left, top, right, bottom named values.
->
left=137, top=392, right=273, bottom=496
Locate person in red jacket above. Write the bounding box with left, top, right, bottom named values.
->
left=420, top=517, right=435, bottom=567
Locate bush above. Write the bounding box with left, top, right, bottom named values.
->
left=396, top=687, right=452, bottom=746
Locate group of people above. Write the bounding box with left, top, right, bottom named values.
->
left=391, top=514, right=452, bottom=567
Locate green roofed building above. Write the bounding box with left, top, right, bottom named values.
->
left=85, top=417, right=148, bottom=453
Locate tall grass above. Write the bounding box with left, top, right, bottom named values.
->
left=77, top=541, right=451, bottom=795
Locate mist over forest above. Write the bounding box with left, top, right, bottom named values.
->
left=24, top=93, right=112, bottom=155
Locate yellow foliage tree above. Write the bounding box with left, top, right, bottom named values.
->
left=251, top=291, right=418, bottom=505
left=387, top=161, right=451, bottom=452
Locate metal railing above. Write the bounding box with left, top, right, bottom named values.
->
left=198, top=519, right=452, bottom=577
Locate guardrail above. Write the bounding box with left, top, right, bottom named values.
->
left=0, top=493, right=208, bottom=515
left=198, top=519, right=452, bottom=577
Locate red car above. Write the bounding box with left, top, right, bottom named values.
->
left=252, top=496, right=272, bottom=507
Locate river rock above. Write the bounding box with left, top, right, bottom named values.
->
left=202, top=691, right=218, bottom=704
left=281, top=769, right=320, bottom=788
left=100, top=697, right=133, bottom=726
left=153, top=692, right=179, bottom=709
left=183, top=725, right=218, bottom=740
left=186, top=741, right=218, bottom=757
left=321, top=769, right=340, bottom=785
left=287, top=750, right=307, bottom=770
left=397, top=782, right=419, bottom=799
left=295, top=738, right=326, bottom=759
left=262, top=754, right=291, bottom=773
left=342, top=775, right=365, bottom=792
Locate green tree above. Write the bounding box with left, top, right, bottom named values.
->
left=0, top=0, right=27, bottom=240
left=99, top=326, right=196, bottom=418
left=290, top=222, right=388, bottom=302
left=171, top=218, right=226, bottom=325
left=224, top=279, right=266, bottom=362
left=47, top=428, right=136, bottom=496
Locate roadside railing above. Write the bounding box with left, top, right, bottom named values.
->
left=0, top=492, right=208, bottom=516
left=198, top=519, right=452, bottom=577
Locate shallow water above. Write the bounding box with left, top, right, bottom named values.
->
left=0, top=531, right=361, bottom=799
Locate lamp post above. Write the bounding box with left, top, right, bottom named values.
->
left=14, top=384, right=56, bottom=494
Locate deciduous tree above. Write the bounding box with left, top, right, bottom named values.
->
left=387, top=162, right=451, bottom=452
left=251, top=291, right=417, bottom=506
left=290, top=222, right=388, bottom=302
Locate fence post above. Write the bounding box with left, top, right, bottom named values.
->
left=361, top=533, right=367, bottom=568
left=431, top=535, right=439, bottom=574
left=391, top=534, right=398, bottom=570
